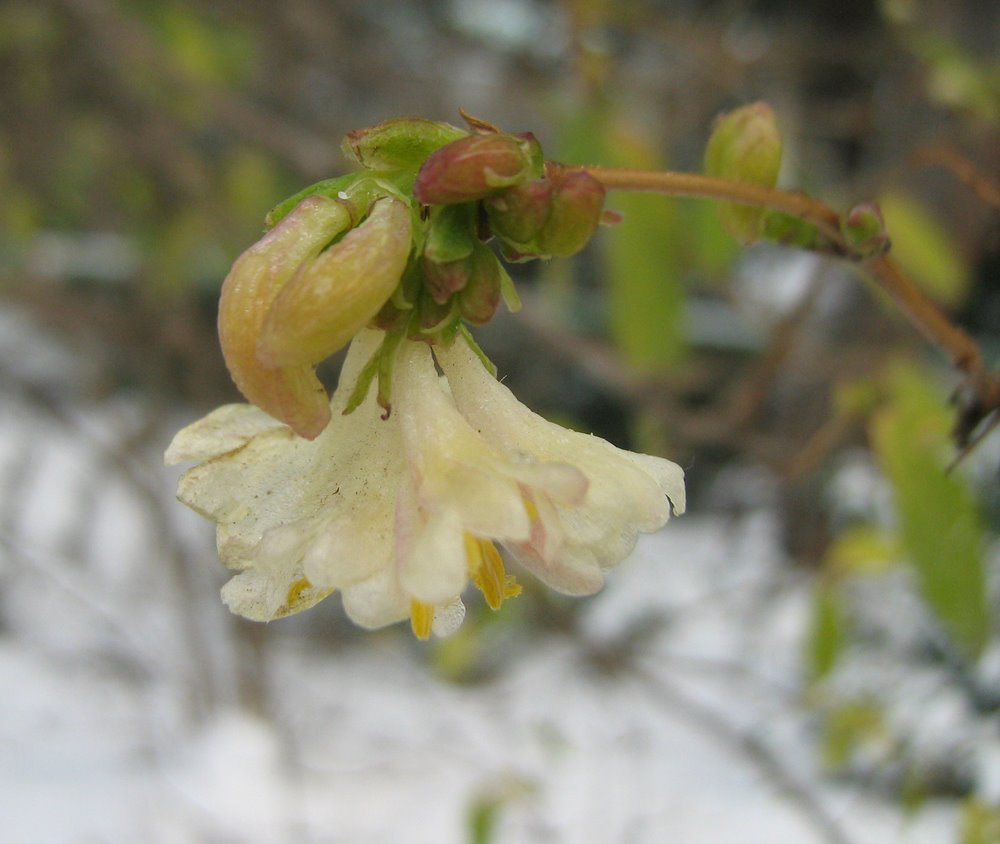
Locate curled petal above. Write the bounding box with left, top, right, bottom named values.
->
left=257, top=198, right=413, bottom=369
left=218, top=195, right=353, bottom=439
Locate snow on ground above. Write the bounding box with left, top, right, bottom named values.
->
left=0, top=307, right=959, bottom=843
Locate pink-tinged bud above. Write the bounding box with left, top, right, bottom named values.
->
left=417, top=288, right=459, bottom=334
left=257, top=197, right=412, bottom=370
left=535, top=169, right=606, bottom=257
left=422, top=204, right=477, bottom=302
left=423, top=255, right=470, bottom=303
left=458, top=244, right=503, bottom=324
left=413, top=132, right=542, bottom=205
left=341, top=118, right=468, bottom=173
left=218, top=195, right=353, bottom=439
left=704, top=101, right=783, bottom=243
left=484, top=178, right=553, bottom=245
left=841, top=202, right=890, bottom=257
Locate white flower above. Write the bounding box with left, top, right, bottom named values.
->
left=166, top=330, right=685, bottom=638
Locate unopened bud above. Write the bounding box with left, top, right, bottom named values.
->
left=841, top=202, right=890, bottom=257
left=423, top=255, right=470, bottom=303
left=535, top=168, right=605, bottom=257
left=705, top=101, right=783, bottom=243
left=458, top=244, right=503, bottom=324
left=413, top=132, right=543, bottom=205
left=257, top=197, right=413, bottom=371
left=342, top=118, right=467, bottom=173
left=218, top=195, right=353, bottom=439
left=484, top=178, right=553, bottom=245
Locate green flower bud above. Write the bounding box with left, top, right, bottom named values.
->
left=841, top=202, right=890, bottom=257
left=413, top=132, right=543, bottom=205
left=705, top=101, right=783, bottom=243
left=341, top=118, right=467, bottom=173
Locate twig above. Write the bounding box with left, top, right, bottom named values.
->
left=580, top=163, right=1000, bottom=451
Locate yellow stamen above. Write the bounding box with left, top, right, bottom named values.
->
left=410, top=599, right=434, bottom=640
left=286, top=577, right=312, bottom=606
left=522, top=495, right=540, bottom=522
left=465, top=533, right=522, bottom=611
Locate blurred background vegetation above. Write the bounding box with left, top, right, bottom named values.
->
left=0, top=0, right=997, bottom=841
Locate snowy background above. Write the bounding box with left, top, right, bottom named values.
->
left=0, top=307, right=965, bottom=844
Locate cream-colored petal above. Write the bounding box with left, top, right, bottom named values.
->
left=397, top=507, right=468, bottom=606
left=438, top=337, right=684, bottom=522
left=220, top=561, right=331, bottom=622
left=165, top=404, right=286, bottom=465
left=437, top=336, right=685, bottom=587
left=394, top=341, right=587, bottom=544
left=340, top=566, right=410, bottom=630
left=177, top=331, right=405, bottom=621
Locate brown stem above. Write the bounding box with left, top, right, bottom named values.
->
left=865, top=255, right=981, bottom=373
left=580, top=164, right=988, bottom=379
left=579, top=166, right=844, bottom=243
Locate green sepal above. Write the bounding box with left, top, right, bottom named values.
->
left=342, top=343, right=382, bottom=416
left=424, top=204, right=477, bottom=264
left=265, top=174, right=402, bottom=230
left=497, top=262, right=521, bottom=313
left=341, top=118, right=468, bottom=173
left=458, top=324, right=498, bottom=378
left=376, top=324, right=409, bottom=418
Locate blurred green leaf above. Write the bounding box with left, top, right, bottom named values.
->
left=870, top=363, right=989, bottom=658
left=907, top=32, right=1000, bottom=123
left=467, top=796, right=500, bottom=844
left=961, top=799, right=1000, bottom=844
left=879, top=191, right=969, bottom=308
left=557, top=106, right=685, bottom=370
left=825, top=525, right=901, bottom=576
left=806, top=582, right=845, bottom=681
left=820, top=700, right=886, bottom=769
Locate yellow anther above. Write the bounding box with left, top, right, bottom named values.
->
left=464, top=532, right=484, bottom=575
left=522, top=495, right=540, bottom=523
left=466, top=534, right=521, bottom=611
left=410, top=599, right=434, bottom=640
left=286, top=577, right=312, bottom=607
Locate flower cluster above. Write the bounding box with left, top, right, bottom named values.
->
left=167, top=115, right=685, bottom=637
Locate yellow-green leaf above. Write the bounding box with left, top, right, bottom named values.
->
left=870, top=363, right=989, bottom=657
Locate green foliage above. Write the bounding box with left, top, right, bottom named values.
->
left=961, top=799, right=1000, bottom=844
left=870, top=363, right=990, bottom=658
left=878, top=192, right=969, bottom=308
left=819, top=700, right=886, bottom=769
left=806, top=582, right=845, bottom=682
left=558, top=105, right=685, bottom=370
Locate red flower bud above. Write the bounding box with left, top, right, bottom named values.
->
left=413, top=132, right=542, bottom=205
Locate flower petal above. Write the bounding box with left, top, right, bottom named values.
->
left=165, top=404, right=286, bottom=465
left=176, top=331, right=405, bottom=620
left=258, top=198, right=413, bottom=368
left=218, top=195, right=353, bottom=439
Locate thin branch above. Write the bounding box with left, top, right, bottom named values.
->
left=579, top=163, right=1000, bottom=451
